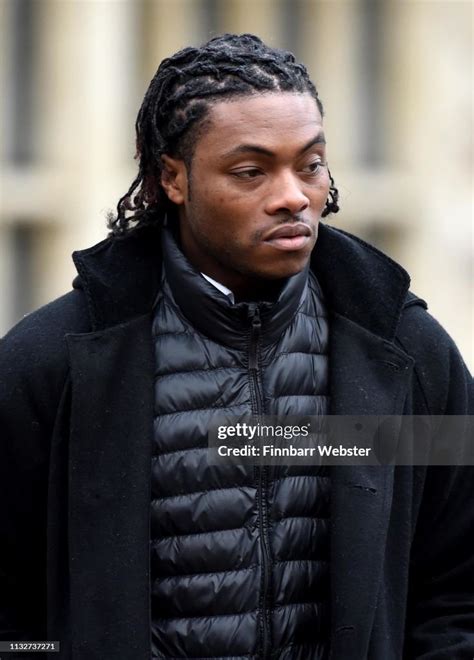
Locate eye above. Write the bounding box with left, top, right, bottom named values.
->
left=302, top=160, right=324, bottom=175
left=231, top=168, right=263, bottom=179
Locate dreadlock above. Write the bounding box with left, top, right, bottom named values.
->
left=107, top=33, right=340, bottom=237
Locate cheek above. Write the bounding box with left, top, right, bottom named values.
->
left=308, top=181, right=330, bottom=210
left=321, top=172, right=331, bottom=195
left=190, top=182, right=232, bottom=216
left=193, top=186, right=252, bottom=228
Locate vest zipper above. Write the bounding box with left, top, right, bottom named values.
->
left=248, top=304, right=271, bottom=660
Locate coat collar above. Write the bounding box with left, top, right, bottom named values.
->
left=310, top=225, right=411, bottom=342
left=72, top=222, right=411, bottom=340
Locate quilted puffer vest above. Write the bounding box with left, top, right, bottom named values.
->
left=150, top=227, right=331, bottom=660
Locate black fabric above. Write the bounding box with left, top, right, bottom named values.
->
left=161, top=223, right=311, bottom=349
left=0, top=223, right=472, bottom=659
left=150, top=228, right=330, bottom=658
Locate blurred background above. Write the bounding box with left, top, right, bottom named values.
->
left=0, top=0, right=472, bottom=369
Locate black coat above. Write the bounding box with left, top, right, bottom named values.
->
left=0, top=223, right=472, bottom=659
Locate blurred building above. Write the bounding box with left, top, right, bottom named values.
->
left=0, top=0, right=472, bottom=369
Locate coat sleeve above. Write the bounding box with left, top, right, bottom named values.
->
left=398, top=306, right=474, bottom=659
left=0, top=290, right=88, bottom=644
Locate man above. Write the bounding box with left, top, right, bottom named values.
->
left=0, top=34, right=472, bottom=660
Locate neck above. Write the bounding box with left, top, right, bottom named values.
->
left=230, top=278, right=285, bottom=304
left=174, top=218, right=285, bottom=303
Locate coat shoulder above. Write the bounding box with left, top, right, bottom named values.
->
left=0, top=289, right=90, bottom=429
left=1, top=288, right=90, bottom=372
left=396, top=293, right=473, bottom=414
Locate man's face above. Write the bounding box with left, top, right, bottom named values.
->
left=161, top=92, right=330, bottom=296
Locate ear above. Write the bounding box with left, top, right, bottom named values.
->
left=160, top=154, right=188, bottom=205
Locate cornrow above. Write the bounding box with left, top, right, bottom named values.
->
left=107, top=33, right=339, bottom=236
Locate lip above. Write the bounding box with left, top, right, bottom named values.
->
left=264, top=223, right=312, bottom=241
left=263, top=223, right=313, bottom=251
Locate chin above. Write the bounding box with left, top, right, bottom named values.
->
left=257, top=257, right=310, bottom=280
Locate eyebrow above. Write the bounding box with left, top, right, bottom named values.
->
left=220, top=132, right=326, bottom=160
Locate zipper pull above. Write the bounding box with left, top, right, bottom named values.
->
left=248, top=303, right=261, bottom=369
left=248, top=303, right=261, bottom=333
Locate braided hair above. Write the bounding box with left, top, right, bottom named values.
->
left=108, top=33, right=340, bottom=236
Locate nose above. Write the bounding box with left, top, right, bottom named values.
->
left=264, top=171, right=310, bottom=217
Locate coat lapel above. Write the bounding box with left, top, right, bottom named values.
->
left=66, top=314, right=154, bottom=660
left=328, top=313, right=414, bottom=658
